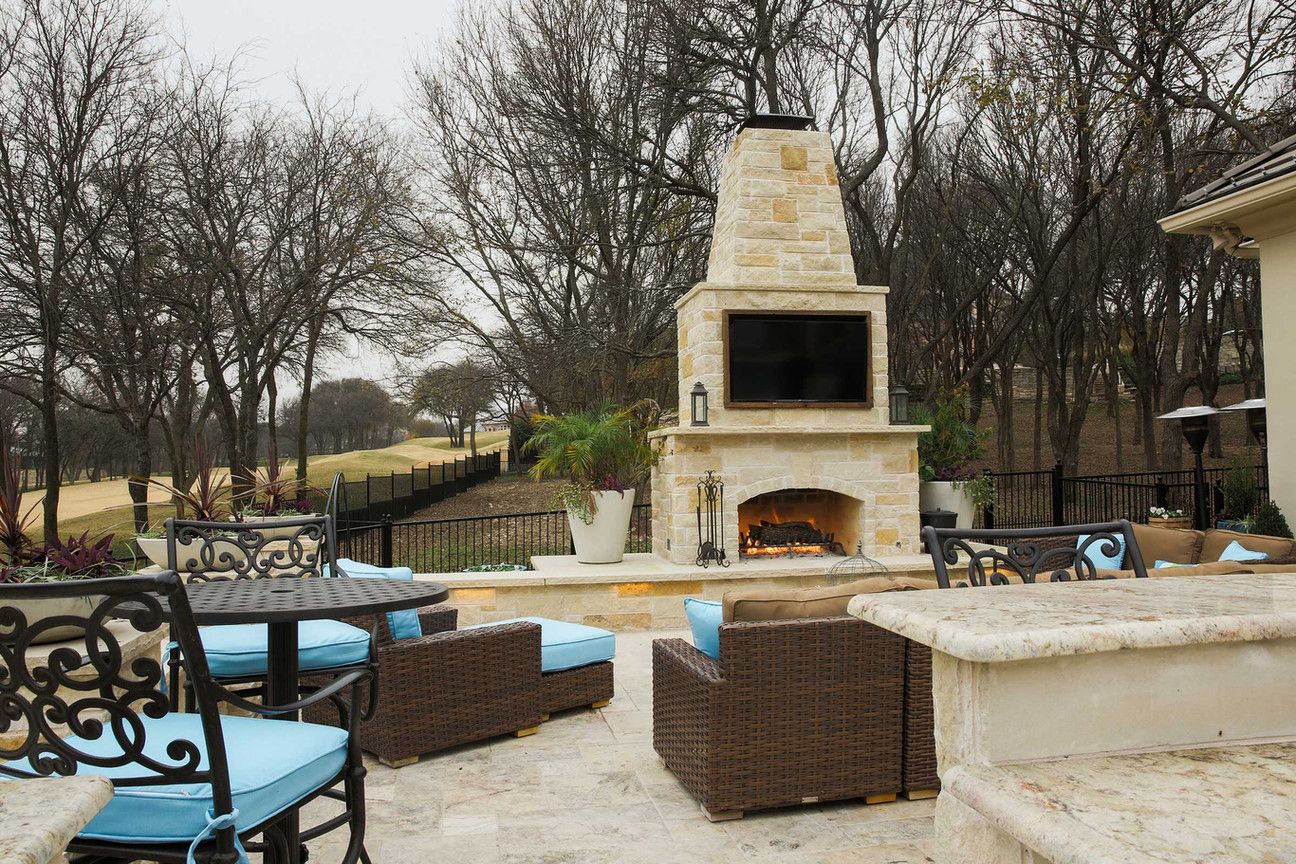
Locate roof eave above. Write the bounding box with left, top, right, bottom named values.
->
left=1159, top=172, right=1296, bottom=241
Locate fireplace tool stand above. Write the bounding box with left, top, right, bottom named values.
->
left=696, top=471, right=729, bottom=568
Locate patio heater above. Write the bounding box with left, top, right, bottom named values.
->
left=1220, top=397, right=1268, bottom=478
left=1157, top=405, right=1220, bottom=530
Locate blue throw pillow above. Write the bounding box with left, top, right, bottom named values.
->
left=1076, top=533, right=1126, bottom=570
left=331, top=558, right=423, bottom=640
left=1219, top=539, right=1269, bottom=562
left=684, top=598, right=722, bottom=660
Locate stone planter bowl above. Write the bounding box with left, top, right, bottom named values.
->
left=5, top=593, right=102, bottom=644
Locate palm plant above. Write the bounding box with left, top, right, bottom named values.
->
left=523, top=401, right=659, bottom=520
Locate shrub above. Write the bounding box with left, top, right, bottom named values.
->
left=1253, top=500, right=1293, bottom=539
left=912, top=388, right=990, bottom=481
left=1220, top=457, right=1258, bottom=521
left=2, top=531, right=126, bottom=583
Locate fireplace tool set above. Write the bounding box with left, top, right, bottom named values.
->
left=696, top=471, right=729, bottom=568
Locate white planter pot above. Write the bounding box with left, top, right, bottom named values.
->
left=7, top=594, right=101, bottom=644
left=136, top=536, right=248, bottom=571
left=237, top=514, right=322, bottom=540
left=919, top=481, right=974, bottom=529
left=567, top=490, right=635, bottom=564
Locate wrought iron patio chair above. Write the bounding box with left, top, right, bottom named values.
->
left=165, top=515, right=377, bottom=714
left=0, top=571, right=372, bottom=864
left=921, top=519, right=1149, bottom=588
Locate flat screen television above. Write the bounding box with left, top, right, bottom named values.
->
left=725, top=312, right=870, bottom=405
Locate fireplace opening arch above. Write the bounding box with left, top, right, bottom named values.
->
left=736, top=488, right=863, bottom=558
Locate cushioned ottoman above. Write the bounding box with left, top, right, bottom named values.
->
left=464, top=616, right=616, bottom=714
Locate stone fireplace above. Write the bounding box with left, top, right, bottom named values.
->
left=649, top=116, right=924, bottom=566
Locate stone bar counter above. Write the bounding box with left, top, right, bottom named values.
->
left=848, top=572, right=1296, bottom=864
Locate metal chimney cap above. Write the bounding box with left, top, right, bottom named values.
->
left=737, top=114, right=817, bottom=132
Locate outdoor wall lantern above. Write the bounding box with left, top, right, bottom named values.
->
left=889, top=385, right=910, bottom=425
left=690, top=382, right=709, bottom=427
left=1157, top=405, right=1220, bottom=530
left=1221, top=397, right=1268, bottom=472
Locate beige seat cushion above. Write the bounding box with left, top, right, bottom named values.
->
left=1146, top=560, right=1256, bottom=578
left=1127, top=523, right=1203, bottom=568
left=1200, top=529, right=1295, bottom=563
left=723, top=575, right=935, bottom=623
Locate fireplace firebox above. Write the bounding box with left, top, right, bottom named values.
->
left=737, top=489, right=861, bottom=558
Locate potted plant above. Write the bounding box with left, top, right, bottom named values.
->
left=913, top=389, right=993, bottom=529
left=136, top=438, right=234, bottom=569
left=1217, top=457, right=1258, bottom=532
left=235, top=439, right=319, bottom=539
left=0, top=532, right=129, bottom=643
left=1148, top=506, right=1192, bottom=530
left=524, top=401, right=659, bottom=564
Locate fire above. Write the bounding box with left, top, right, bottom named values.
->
left=738, top=491, right=840, bottom=558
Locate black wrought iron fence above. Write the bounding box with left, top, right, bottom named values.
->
left=315, top=450, right=503, bottom=524
left=979, top=462, right=1268, bottom=530
left=337, top=501, right=652, bottom=573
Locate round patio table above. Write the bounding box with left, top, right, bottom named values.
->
left=149, top=576, right=449, bottom=864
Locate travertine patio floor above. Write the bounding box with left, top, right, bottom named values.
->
left=303, top=630, right=936, bottom=863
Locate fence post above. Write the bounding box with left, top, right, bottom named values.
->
left=380, top=518, right=393, bottom=568
left=1154, top=476, right=1169, bottom=510
left=365, top=474, right=372, bottom=518
left=981, top=467, right=995, bottom=531
left=1051, top=462, right=1065, bottom=527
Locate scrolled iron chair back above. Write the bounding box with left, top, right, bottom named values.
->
left=166, top=514, right=341, bottom=583
left=921, top=520, right=1148, bottom=589
left=0, top=573, right=241, bottom=858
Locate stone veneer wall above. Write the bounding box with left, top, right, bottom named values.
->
left=444, top=565, right=936, bottom=631
left=650, top=428, right=922, bottom=563
left=653, top=122, right=923, bottom=566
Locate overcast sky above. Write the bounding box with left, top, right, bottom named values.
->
left=161, top=0, right=460, bottom=117
left=161, top=0, right=464, bottom=392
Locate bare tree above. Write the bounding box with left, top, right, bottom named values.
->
left=0, top=0, right=161, bottom=540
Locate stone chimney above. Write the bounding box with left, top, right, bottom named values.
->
left=649, top=116, right=924, bottom=565
left=705, top=123, right=856, bottom=288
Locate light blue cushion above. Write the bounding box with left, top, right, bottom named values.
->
left=1076, top=533, right=1126, bottom=570
left=60, top=713, right=347, bottom=843
left=200, top=619, right=371, bottom=677
left=1219, top=539, right=1269, bottom=562
left=462, top=616, right=615, bottom=672
left=330, top=558, right=422, bottom=640
left=1155, top=560, right=1190, bottom=569
left=684, top=598, right=722, bottom=659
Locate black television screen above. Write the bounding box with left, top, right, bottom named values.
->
left=726, top=313, right=870, bottom=404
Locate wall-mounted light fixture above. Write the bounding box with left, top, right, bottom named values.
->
left=690, top=382, right=709, bottom=427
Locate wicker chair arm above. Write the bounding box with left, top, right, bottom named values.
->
left=418, top=605, right=458, bottom=634
left=652, top=637, right=724, bottom=684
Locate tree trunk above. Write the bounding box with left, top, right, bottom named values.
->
left=128, top=422, right=151, bottom=532
left=40, top=363, right=60, bottom=545
left=296, top=317, right=323, bottom=486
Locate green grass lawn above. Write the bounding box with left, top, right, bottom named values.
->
left=38, top=432, right=512, bottom=558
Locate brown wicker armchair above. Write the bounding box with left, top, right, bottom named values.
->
left=306, top=606, right=545, bottom=766
left=652, top=616, right=906, bottom=821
